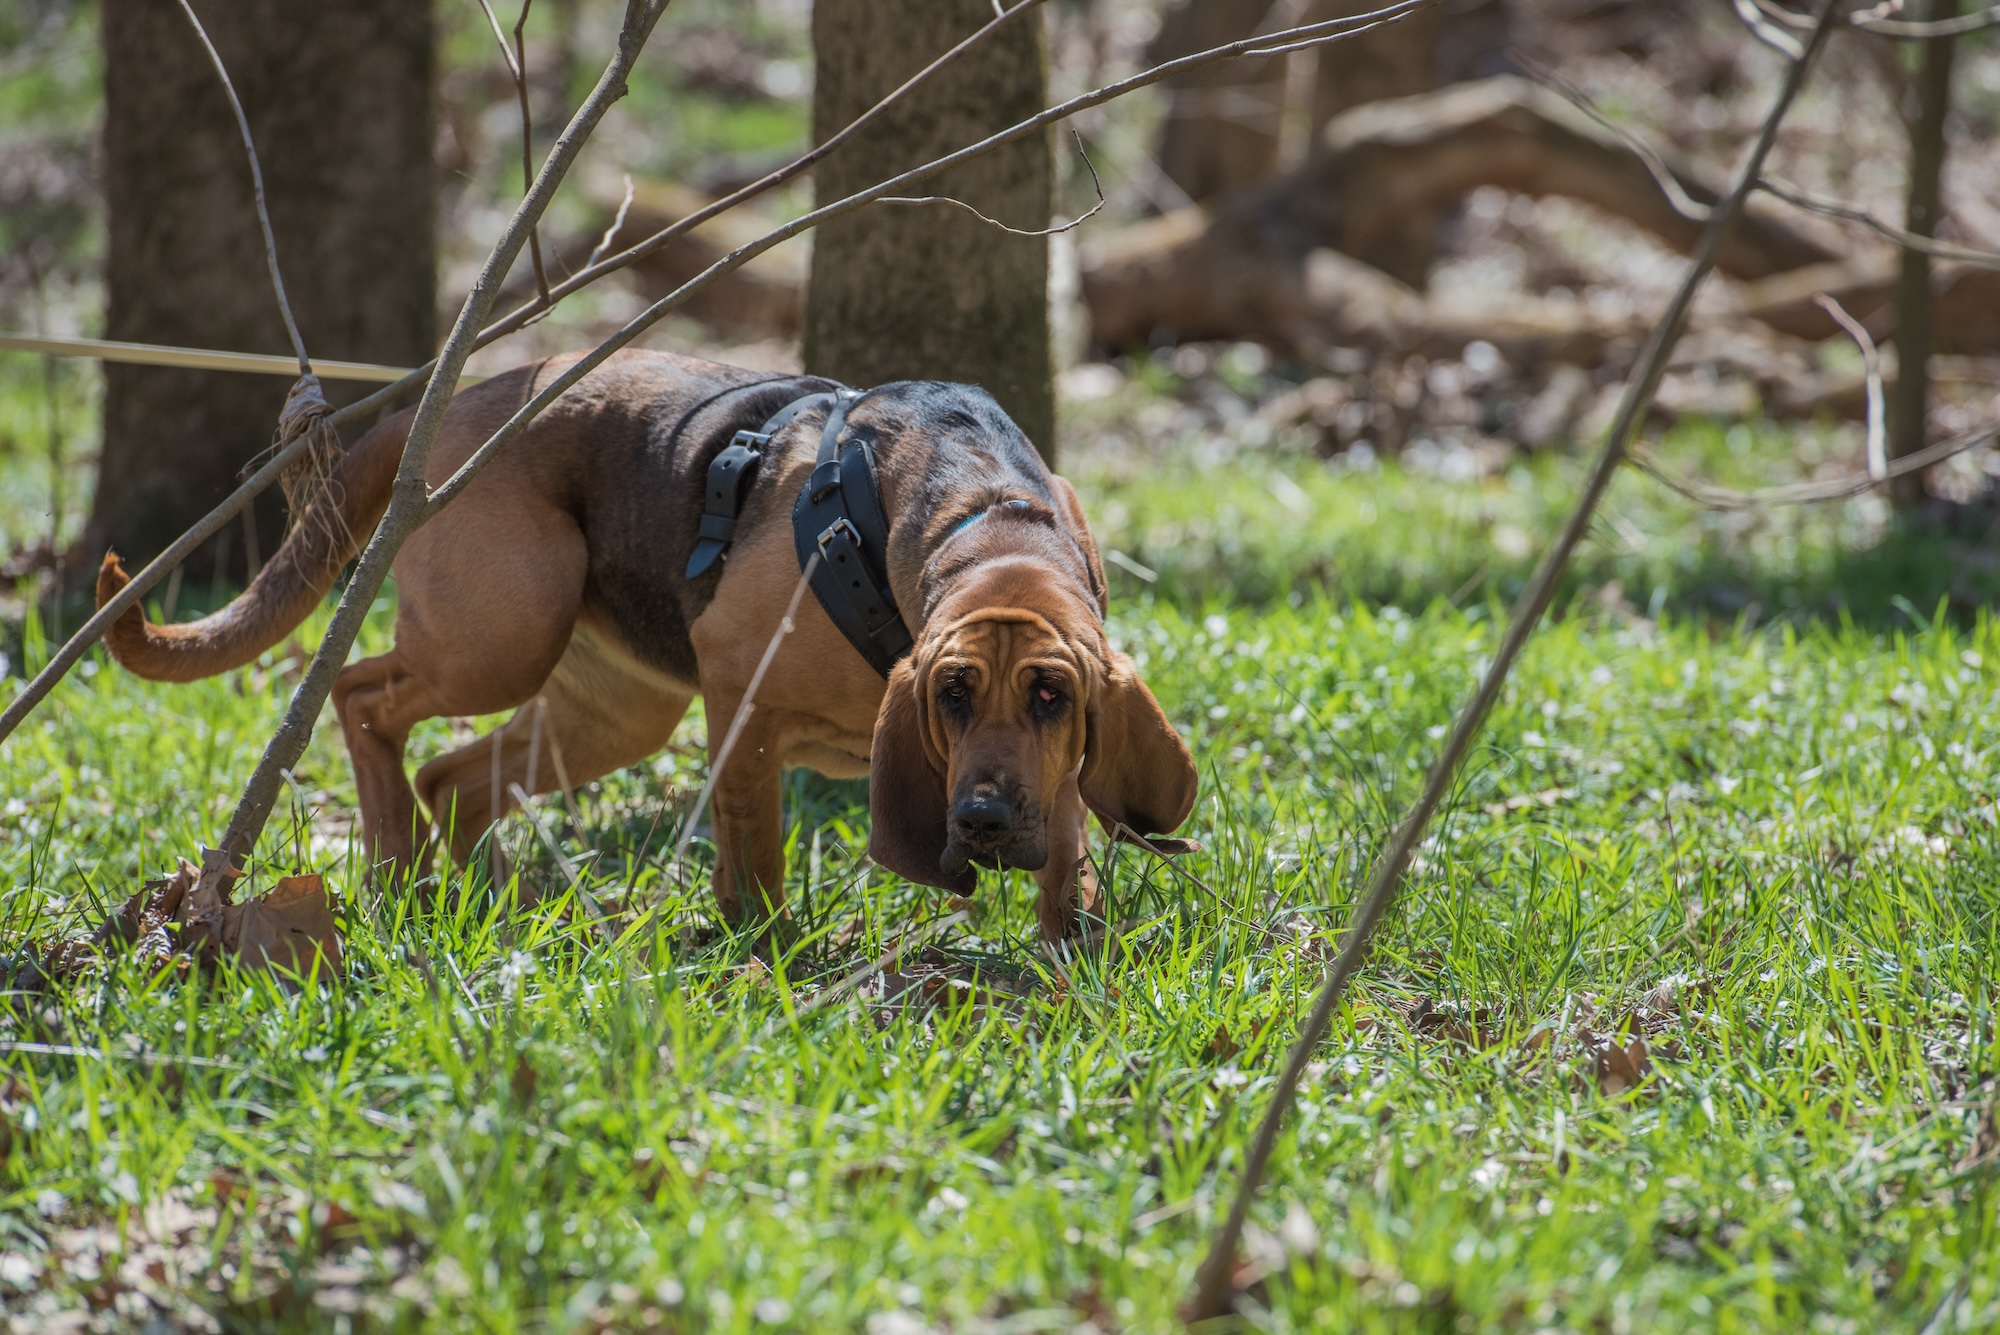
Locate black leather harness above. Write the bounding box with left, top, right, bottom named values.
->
left=684, top=386, right=914, bottom=678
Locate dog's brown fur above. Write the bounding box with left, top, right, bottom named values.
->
left=97, top=349, right=1197, bottom=938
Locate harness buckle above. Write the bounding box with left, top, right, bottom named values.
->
left=816, top=517, right=862, bottom=556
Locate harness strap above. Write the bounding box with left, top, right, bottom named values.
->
left=792, top=388, right=915, bottom=677
left=684, top=391, right=838, bottom=579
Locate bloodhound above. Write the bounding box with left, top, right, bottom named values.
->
left=96, top=349, right=1199, bottom=939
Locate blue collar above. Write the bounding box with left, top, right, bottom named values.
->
left=951, top=497, right=1034, bottom=537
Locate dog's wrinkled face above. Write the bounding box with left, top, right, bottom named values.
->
left=868, top=560, right=1199, bottom=897
left=924, top=611, right=1087, bottom=875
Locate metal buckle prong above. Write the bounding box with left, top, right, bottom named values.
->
left=816, top=517, right=862, bottom=556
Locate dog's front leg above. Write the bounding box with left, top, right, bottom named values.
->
left=1034, top=774, right=1100, bottom=942
left=701, top=695, right=788, bottom=938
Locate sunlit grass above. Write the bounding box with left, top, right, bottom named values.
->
left=5, top=495, right=1999, bottom=1327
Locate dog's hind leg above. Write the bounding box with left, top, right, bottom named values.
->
left=333, top=648, right=443, bottom=875
left=415, top=628, right=693, bottom=866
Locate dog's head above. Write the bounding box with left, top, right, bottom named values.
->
left=867, top=556, right=1197, bottom=893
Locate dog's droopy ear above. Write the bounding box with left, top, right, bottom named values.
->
left=869, top=658, right=976, bottom=894
left=1079, top=648, right=1198, bottom=842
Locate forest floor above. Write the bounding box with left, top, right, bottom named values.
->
left=3, top=359, right=2000, bottom=1332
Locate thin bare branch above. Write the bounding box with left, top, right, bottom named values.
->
left=1183, top=0, right=1843, bottom=1322
left=586, top=173, right=637, bottom=270
left=1749, top=0, right=2000, bottom=37
left=1852, top=0, right=2000, bottom=36
left=513, top=0, right=551, bottom=304
left=1813, top=293, right=1888, bottom=479
left=508, top=781, right=616, bottom=942
left=475, top=0, right=552, bottom=305
left=668, top=556, right=820, bottom=881
left=1733, top=0, right=1808, bottom=56
left=798, top=908, right=970, bottom=1018
left=1757, top=174, right=2000, bottom=270
left=170, top=0, right=310, bottom=374
left=1629, top=419, right=1998, bottom=509
left=877, top=130, right=1106, bottom=237
left=0, top=421, right=318, bottom=743
left=1515, top=55, right=1713, bottom=222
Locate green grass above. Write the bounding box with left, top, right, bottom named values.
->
left=4, top=410, right=2000, bottom=1330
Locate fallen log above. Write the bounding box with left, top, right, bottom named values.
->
left=1082, top=75, right=1838, bottom=357
left=1740, top=258, right=2000, bottom=354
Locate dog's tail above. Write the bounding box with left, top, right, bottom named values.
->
left=95, top=406, right=411, bottom=683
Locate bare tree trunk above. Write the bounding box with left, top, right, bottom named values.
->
left=1307, top=0, right=1448, bottom=124
left=806, top=0, right=1053, bottom=460
left=1888, top=0, right=1958, bottom=510
left=93, top=0, right=434, bottom=579
left=1148, top=0, right=1286, bottom=202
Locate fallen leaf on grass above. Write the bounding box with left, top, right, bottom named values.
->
left=219, top=874, right=343, bottom=979
left=510, top=1054, right=538, bottom=1104
left=1580, top=1026, right=1651, bottom=1096
left=1404, top=997, right=1503, bottom=1048
left=26, top=861, right=342, bottom=987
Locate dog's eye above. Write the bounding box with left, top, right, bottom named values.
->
left=939, top=679, right=972, bottom=713
left=1031, top=682, right=1067, bottom=719
left=1036, top=686, right=1060, bottom=704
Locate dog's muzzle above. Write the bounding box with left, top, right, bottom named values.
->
left=940, top=787, right=1047, bottom=875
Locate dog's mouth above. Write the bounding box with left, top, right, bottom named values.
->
left=940, top=823, right=1048, bottom=876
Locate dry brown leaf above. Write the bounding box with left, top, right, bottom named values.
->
left=1582, top=1026, right=1652, bottom=1096
left=1207, top=1024, right=1241, bottom=1063
left=219, top=875, right=343, bottom=979
left=1405, top=998, right=1502, bottom=1047
left=510, top=1054, right=538, bottom=1104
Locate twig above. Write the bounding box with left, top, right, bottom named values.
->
left=878, top=130, right=1106, bottom=238
left=586, top=173, right=637, bottom=270
left=1182, top=0, right=1843, bottom=1321
left=668, top=556, right=820, bottom=877
left=1627, top=419, right=1999, bottom=511
left=1515, top=56, right=1713, bottom=223
left=473, top=0, right=554, bottom=306
left=797, top=908, right=970, bottom=1017
left=0, top=0, right=1436, bottom=746
left=1853, top=0, right=2000, bottom=35
left=0, top=1040, right=246, bottom=1073
left=1757, top=175, right=2000, bottom=270
left=170, top=0, right=310, bottom=376
left=1732, top=0, right=1807, bottom=56
left=1813, top=293, right=1888, bottom=480
left=489, top=728, right=507, bottom=893
left=507, top=781, right=615, bottom=942
left=1109, top=820, right=1222, bottom=902
left=0, top=333, right=435, bottom=383
left=1748, top=0, right=2000, bottom=37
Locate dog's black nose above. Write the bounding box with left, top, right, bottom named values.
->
left=951, top=794, right=1014, bottom=842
